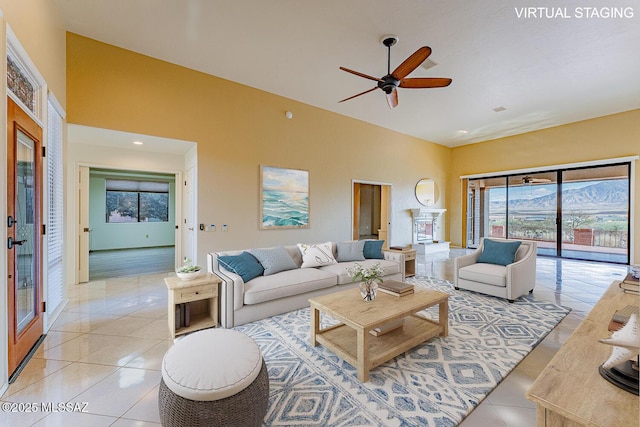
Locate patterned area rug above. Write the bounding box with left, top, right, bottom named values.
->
left=235, top=277, right=570, bottom=426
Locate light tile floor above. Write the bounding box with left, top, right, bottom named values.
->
left=0, top=250, right=630, bottom=426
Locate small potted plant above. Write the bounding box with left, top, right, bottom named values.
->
left=176, top=257, right=201, bottom=281
left=345, top=262, right=385, bottom=301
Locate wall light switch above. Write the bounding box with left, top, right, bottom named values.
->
left=222, top=224, right=228, bottom=232
left=210, top=224, right=216, bottom=232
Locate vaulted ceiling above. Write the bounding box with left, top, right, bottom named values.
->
left=55, top=0, right=640, bottom=147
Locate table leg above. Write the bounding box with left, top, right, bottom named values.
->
left=439, top=298, right=448, bottom=337
left=310, top=305, right=319, bottom=347
left=356, top=328, right=370, bottom=382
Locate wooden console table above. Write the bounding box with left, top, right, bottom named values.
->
left=526, top=281, right=639, bottom=426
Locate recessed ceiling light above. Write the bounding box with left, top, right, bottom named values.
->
left=493, top=106, right=507, bottom=112
left=133, top=141, right=144, bottom=145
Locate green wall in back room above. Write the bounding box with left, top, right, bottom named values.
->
left=89, top=174, right=176, bottom=251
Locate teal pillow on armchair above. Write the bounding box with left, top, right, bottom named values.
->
left=477, top=239, right=522, bottom=266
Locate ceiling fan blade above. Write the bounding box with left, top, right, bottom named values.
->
left=399, top=77, right=452, bottom=89
left=386, top=88, right=398, bottom=109
left=391, top=46, right=432, bottom=80
left=339, top=67, right=381, bottom=82
left=338, top=87, right=378, bottom=103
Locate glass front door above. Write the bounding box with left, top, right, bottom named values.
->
left=7, top=97, right=44, bottom=378
left=15, top=129, right=38, bottom=335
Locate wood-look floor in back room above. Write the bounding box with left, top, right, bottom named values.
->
left=89, top=246, right=175, bottom=280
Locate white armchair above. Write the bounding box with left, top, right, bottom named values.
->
left=454, top=238, right=537, bottom=303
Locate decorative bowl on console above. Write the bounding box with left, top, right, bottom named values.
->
left=176, top=258, right=201, bottom=281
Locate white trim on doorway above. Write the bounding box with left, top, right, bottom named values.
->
left=74, top=162, right=184, bottom=284
left=351, top=179, right=393, bottom=245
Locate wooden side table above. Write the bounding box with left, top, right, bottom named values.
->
left=388, top=248, right=417, bottom=277
left=164, top=274, right=221, bottom=339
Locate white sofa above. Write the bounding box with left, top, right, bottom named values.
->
left=208, top=242, right=405, bottom=328
left=454, top=237, right=537, bottom=302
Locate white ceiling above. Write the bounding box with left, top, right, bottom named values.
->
left=55, top=0, right=640, bottom=147
left=68, top=124, right=195, bottom=154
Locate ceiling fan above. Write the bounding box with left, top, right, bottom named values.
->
left=522, top=176, right=552, bottom=184
left=339, top=35, right=452, bottom=109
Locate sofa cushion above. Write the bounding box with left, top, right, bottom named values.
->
left=477, top=239, right=522, bottom=266
left=218, top=252, right=264, bottom=283
left=458, top=263, right=507, bottom=287
left=284, top=245, right=303, bottom=267
left=250, top=246, right=298, bottom=275
left=320, top=259, right=400, bottom=285
left=297, top=242, right=337, bottom=268
left=243, top=268, right=337, bottom=305
left=336, top=241, right=366, bottom=262
left=363, top=240, right=385, bottom=259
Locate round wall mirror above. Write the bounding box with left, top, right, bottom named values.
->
left=415, top=179, right=437, bottom=206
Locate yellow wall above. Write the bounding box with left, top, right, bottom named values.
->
left=0, top=0, right=66, bottom=106
left=66, top=33, right=450, bottom=265
left=449, top=110, right=640, bottom=263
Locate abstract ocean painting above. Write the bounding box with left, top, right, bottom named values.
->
left=260, top=166, right=309, bottom=229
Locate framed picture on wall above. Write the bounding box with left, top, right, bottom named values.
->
left=260, top=165, right=309, bottom=229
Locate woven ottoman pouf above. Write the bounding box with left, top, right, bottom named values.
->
left=158, top=328, right=269, bottom=427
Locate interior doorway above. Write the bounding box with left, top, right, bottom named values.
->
left=352, top=181, right=391, bottom=247
left=77, top=166, right=182, bottom=281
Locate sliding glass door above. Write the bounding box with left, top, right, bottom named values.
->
left=560, top=164, right=629, bottom=263
left=466, top=163, right=630, bottom=264
left=507, top=172, right=558, bottom=256
left=466, top=176, right=507, bottom=247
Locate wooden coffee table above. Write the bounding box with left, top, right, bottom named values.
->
left=309, top=286, right=449, bottom=382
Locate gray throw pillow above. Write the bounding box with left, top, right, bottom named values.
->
left=250, top=246, right=298, bottom=276
left=336, top=241, right=366, bottom=262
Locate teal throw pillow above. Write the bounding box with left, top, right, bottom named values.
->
left=218, top=252, right=264, bottom=282
left=363, top=240, right=385, bottom=259
left=477, top=239, right=522, bottom=266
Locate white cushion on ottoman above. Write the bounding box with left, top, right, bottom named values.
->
left=161, top=328, right=263, bottom=401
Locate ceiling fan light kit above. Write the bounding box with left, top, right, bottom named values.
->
left=522, top=176, right=552, bottom=185
left=339, top=35, right=452, bottom=109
